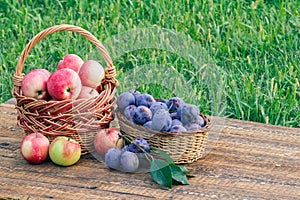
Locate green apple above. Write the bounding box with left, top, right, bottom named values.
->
left=49, top=136, right=81, bottom=166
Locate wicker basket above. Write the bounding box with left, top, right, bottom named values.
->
left=116, top=109, right=212, bottom=164
left=13, top=24, right=118, bottom=155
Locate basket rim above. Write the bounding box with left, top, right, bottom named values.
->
left=14, top=24, right=115, bottom=78
left=13, top=24, right=118, bottom=102
left=12, top=24, right=119, bottom=145
left=115, top=108, right=212, bottom=137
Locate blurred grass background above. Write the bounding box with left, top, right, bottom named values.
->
left=0, top=0, right=299, bottom=127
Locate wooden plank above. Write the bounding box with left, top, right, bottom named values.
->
left=0, top=103, right=299, bottom=199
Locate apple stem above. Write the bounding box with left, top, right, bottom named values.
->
left=32, top=127, right=39, bottom=138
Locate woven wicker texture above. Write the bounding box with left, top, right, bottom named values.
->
left=13, top=24, right=118, bottom=154
left=116, top=110, right=212, bottom=164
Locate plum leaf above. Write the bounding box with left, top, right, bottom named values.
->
left=170, top=164, right=189, bottom=185
left=150, top=159, right=172, bottom=188
left=151, top=147, right=174, bottom=164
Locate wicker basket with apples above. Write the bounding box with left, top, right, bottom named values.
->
left=13, top=24, right=118, bottom=155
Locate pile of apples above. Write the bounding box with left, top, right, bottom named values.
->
left=20, top=127, right=122, bottom=167
left=21, top=54, right=105, bottom=101
left=19, top=53, right=108, bottom=166
left=20, top=133, right=81, bottom=166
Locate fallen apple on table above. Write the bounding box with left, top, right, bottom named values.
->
left=94, top=128, right=123, bottom=157
left=20, top=133, right=50, bottom=164
left=49, top=136, right=81, bottom=167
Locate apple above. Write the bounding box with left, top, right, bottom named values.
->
left=78, top=60, right=105, bottom=88
left=47, top=68, right=82, bottom=100
left=33, top=68, right=51, bottom=77
left=49, top=136, right=81, bottom=166
left=94, top=128, right=123, bottom=157
left=21, top=69, right=51, bottom=100
left=20, top=133, right=50, bottom=164
left=77, top=86, right=99, bottom=99
left=57, top=54, right=84, bottom=73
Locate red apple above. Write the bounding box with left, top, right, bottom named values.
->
left=21, top=69, right=51, bottom=100
left=57, top=54, right=84, bottom=73
left=78, top=60, right=105, bottom=88
left=20, top=133, right=50, bottom=164
left=49, top=136, right=81, bottom=166
left=33, top=69, right=52, bottom=77
left=47, top=68, right=82, bottom=100
left=77, top=86, right=99, bottom=99
left=94, top=128, right=123, bottom=157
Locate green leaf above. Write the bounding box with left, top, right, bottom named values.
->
left=151, top=147, right=174, bottom=164
left=170, top=164, right=189, bottom=185
left=177, top=165, right=190, bottom=174
left=150, top=159, right=173, bottom=188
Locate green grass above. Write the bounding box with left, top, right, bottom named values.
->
left=0, top=0, right=299, bottom=127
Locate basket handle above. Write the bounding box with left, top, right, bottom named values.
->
left=15, top=24, right=116, bottom=83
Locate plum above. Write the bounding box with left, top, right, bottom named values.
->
left=117, top=92, right=135, bottom=111
left=171, top=119, right=182, bottom=126
left=177, top=105, right=183, bottom=119
left=151, top=109, right=172, bottom=131
left=166, top=97, right=184, bottom=112
left=170, top=112, right=178, bottom=119
left=123, top=105, right=137, bottom=121
left=120, top=151, right=139, bottom=173
left=170, top=125, right=187, bottom=132
left=104, top=148, right=122, bottom=169
left=180, top=103, right=200, bottom=126
left=156, top=99, right=168, bottom=104
left=150, top=102, right=168, bottom=115
left=129, top=90, right=141, bottom=101
left=136, top=94, right=155, bottom=108
left=184, top=123, right=201, bottom=131
left=127, top=138, right=150, bottom=153
left=132, top=106, right=152, bottom=125
left=143, top=121, right=152, bottom=129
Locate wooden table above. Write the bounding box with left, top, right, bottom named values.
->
left=0, top=103, right=299, bottom=199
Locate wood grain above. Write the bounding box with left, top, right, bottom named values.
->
left=0, top=103, right=299, bottom=200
